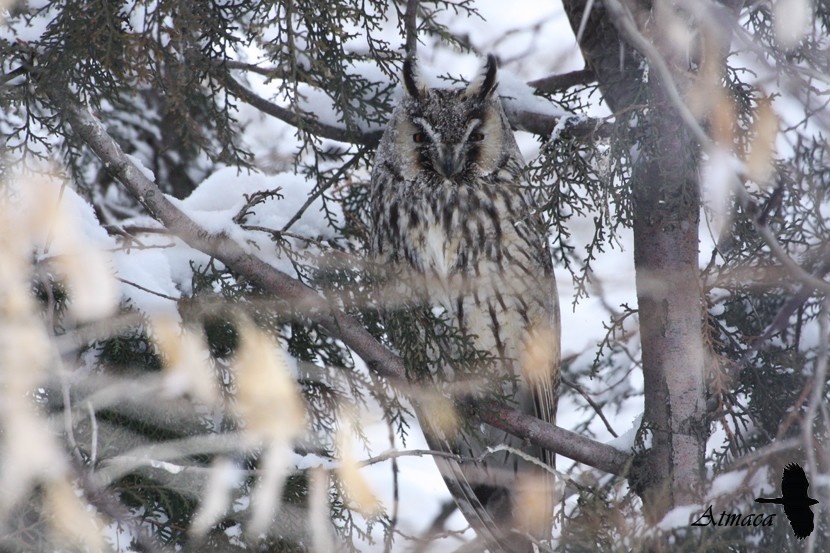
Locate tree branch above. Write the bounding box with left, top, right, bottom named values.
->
left=469, top=399, right=631, bottom=476
left=0, top=65, right=27, bottom=87
left=561, top=0, right=644, bottom=114
left=404, top=0, right=420, bottom=61
left=44, top=85, right=632, bottom=478
left=221, top=59, right=607, bottom=141
left=220, top=71, right=384, bottom=146
left=527, top=68, right=596, bottom=93
left=730, top=182, right=830, bottom=295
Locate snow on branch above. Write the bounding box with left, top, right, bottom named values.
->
left=221, top=63, right=610, bottom=143
left=220, top=71, right=384, bottom=146
left=44, top=85, right=632, bottom=478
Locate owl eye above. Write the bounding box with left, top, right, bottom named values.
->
left=470, top=131, right=485, bottom=142
left=413, top=132, right=425, bottom=143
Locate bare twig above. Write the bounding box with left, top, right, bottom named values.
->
left=732, top=185, right=830, bottom=295
left=384, top=421, right=399, bottom=553
left=87, top=401, right=98, bottom=468
left=409, top=500, right=460, bottom=553
left=280, top=148, right=366, bottom=233
left=754, top=225, right=830, bottom=294
left=221, top=59, right=298, bottom=81
left=601, top=0, right=711, bottom=147
left=0, top=65, right=27, bottom=87
left=61, top=369, right=83, bottom=463
left=562, top=377, right=619, bottom=437
left=575, top=0, right=597, bottom=43
left=117, top=277, right=180, bottom=301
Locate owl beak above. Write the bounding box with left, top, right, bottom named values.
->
left=438, top=147, right=463, bottom=178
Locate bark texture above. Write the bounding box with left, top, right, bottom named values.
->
left=631, top=76, right=707, bottom=516
left=561, top=0, right=708, bottom=520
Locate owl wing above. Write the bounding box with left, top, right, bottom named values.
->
left=417, top=407, right=518, bottom=548
left=369, top=144, right=559, bottom=551
left=424, top=188, right=559, bottom=550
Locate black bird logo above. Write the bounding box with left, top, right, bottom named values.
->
left=755, top=463, right=819, bottom=539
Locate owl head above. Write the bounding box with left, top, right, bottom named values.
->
left=379, top=55, right=521, bottom=183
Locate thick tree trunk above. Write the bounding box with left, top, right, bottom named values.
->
left=561, top=0, right=708, bottom=521
left=630, top=76, right=707, bottom=518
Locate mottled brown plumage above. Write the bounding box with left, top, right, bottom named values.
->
left=369, top=56, right=560, bottom=552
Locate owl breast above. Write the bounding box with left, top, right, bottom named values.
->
left=372, top=168, right=554, bottom=368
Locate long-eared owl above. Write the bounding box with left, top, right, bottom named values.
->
left=369, top=55, right=560, bottom=552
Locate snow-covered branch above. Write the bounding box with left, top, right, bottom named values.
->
left=220, top=71, right=385, bottom=146
left=220, top=62, right=609, bottom=143
left=44, top=85, right=632, bottom=478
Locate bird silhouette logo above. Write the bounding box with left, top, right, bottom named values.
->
left=755, top=463, right=819, bottom=539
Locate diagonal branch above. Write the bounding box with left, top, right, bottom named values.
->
left=220, top=71, right=384, bottom=146
left=527, top=68, right=596, bottom=93
left=43, top=84, right=632, bottom=478
left=563, top=376, right=618, bottom=437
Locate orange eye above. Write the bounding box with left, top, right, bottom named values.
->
left=413, top=132, right=425, bottom=143
left=470, top=132, right=485, bottom=142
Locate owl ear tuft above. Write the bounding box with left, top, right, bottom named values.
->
left=402, top=57, right=423, bottom=99
left=467, top=54, right=498, bottom=100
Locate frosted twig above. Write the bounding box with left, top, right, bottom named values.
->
left=358, top=448, right=463, bottom=467
left=116, top=277, right=180, bottom=301
left=93, top=433, right=246, bottom=487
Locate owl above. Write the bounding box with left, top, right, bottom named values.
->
left=369, top=55, right=560, bottom=552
